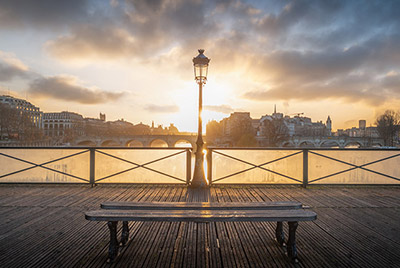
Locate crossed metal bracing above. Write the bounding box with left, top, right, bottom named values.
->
left=308, top=150, right=400, bottom=183
left=210, top=149, right=400, bottom=185
left=0, top=148, right=188, bottom=184
left=211, top=150, right=303, bottom=183
left=1, top=148, right=400, bottom=185
left=95, top=149, right=187, bottom=183
left=0, top=150, right=90, bottom=182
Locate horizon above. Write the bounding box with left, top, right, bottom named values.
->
left=0, top=92, right=377, bottom=133
left=1, top=0, right=399, bottom=132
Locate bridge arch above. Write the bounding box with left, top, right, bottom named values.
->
left=101, top=140, right=121, bottom=147
left=125, top=140, right=144, bottom=147
left=76, top=140, right=96, bottom=147
left=299, top=141, right=315, bottom=147
left=174, top=139, right=193, bottom=148
left=150, top=139, right=169, bottom=147
left=320, top=140, right=340, bottom=148
left=371, top=141, right=384, bottom=147
left=344, top=141, right=362, bottom=148
left=281, top=141, right=294, bottom=147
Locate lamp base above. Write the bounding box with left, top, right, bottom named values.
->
left=190, top=180, right=208, bottom=188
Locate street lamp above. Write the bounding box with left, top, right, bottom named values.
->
left=191, top=49, right=210, bottom=188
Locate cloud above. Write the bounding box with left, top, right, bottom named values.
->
left=29, top=76, right=124, bottom=104
left=243, top=71, right=388, bottom=106
left=45, top=24, right=138, bottom=61
left=0, top=51, right=30, bottom=81
left=204, top=104, right=234, bottom=114
left=0, top=0, right=89, bottom=29
left=239, top=32, right=400, bottom=105
left=144, top=104, right=179, bottom=113
left=45, top=0, right=219, bottom=61
left=8, top=0, right=400, bottom=109
left=380, top=72, right=400, bottom=93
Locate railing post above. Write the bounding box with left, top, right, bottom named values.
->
left=89, top=148, right=96, bottom=187
left=186, top=149, right=192, bottom=185
left=207, top=148, right=212, bottom=185
left=302, top=149, right=308, bottom=188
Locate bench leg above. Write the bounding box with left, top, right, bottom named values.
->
left=120, top=221, right=129, bottom=246
left=287, top=221, right=298, bottom=263
left=275, top=221, right=285, bottom=246
left=107, top=221, right=119, bottom=263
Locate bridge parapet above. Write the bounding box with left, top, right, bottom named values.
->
left=287, top=136, right=383, bottom=148
left=73, top=134, right=199, bottom=148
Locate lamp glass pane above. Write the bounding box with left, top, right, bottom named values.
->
left=194, top=64, right=208, bottom=79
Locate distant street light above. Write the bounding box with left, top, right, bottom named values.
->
left=191, top=49, right=210, bottom=188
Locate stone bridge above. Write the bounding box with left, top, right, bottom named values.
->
left=280, top=136, right=384, bottom=148
left=73, top=134, right=199, bottom=148
left=74, top=134, right=384, bottom=148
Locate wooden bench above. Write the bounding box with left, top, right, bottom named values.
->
left=101, top=201, right=303, bottom=210
left=85, top=201, right=316, bottom=264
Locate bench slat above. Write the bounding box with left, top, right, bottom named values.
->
left=101, top=201, right=302, bottom=210
left=85, top=209, right=317, bottom=222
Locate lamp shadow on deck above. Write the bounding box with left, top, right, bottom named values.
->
left=186, top=187, right=211, bottom=202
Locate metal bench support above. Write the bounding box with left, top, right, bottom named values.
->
left=287, top=221, right=298, bottom=263
left=107, top=221, right=119, bottom=263
left=120, top=221, right=129, bottom=246
left=275, top=221, right=285, bottom=246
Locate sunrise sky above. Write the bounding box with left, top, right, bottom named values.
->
left=0, top=0, right=399, bottom=132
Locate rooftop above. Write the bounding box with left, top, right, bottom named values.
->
left=1, top=185, right=399, bottom=267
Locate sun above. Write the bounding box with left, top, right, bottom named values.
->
left=170, top=78, right=236, bottom=133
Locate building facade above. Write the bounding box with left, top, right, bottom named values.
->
left=336, top=120, right=379, bottom=138
left=43, top=112, right=84, bottom=137
left=0, top=95, right=42, bottom=128
left=258, top=112, right=331, bottom=138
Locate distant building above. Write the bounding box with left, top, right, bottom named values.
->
left=83, top=113, right=107, bottom=136
left=259, top=111, right=331, bottom=138
left=99, top=113, right=106, bottom=121
left=326, top=116, right=332, bottom=136
left=167, top=123, right=179, bottom=134
left=335, top=120, right=379, bottom=138
left=359, top=120, right=366, bottom=130
left=221, top=112, right=253, bottom=136
left=133, top=122, right=151, bottom=135
left=208, top=108, right=334, bottom=147
left=0, top=95, right=42, bottom=128
left=149, top=122, right=180, bottom=135
left=43, top=111, right=84, bottom=137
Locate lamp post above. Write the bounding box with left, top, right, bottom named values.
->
left=191, top=49, right=210, bottom=188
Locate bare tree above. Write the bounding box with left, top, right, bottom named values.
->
left=0, top=103, right=42, bottom=142
left=206, top=120, right=223, bottom=146
left=376, top=110, right=399, bottom=147
left=230, top=118, right=257, bottom=147
left=262, top=118, right=289, bottom=147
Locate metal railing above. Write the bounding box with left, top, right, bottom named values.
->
left=1, top=147, right=400, bottom=186
left=0, top=147, right=192, bottom=185
left=207, top=148, right=400, bottom=185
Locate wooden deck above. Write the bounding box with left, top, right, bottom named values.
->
left=0, top=185, right=399, bottom=267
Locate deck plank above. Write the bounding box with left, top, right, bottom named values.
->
left=0, top=185, right=399, bottom=267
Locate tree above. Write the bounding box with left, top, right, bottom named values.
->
left=262, top=118, right=289, bottom=147
left=0, top=103, right=42, bottom=142
left=236, top=133, right=258, bottom=147
left=376, top=110, right=399, bottom=146
left=230, top=118, right=257, bottom=147
left=206, top=120, right=223, bottom=145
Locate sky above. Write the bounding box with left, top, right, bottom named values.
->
left=0, top=0, right=399, bottom=132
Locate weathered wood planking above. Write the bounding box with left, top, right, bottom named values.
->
left=85, top=209, right=317, bottom=222
left=0, top=185, right=399, bottom=267
left=101, top=201, right=302, bottom=210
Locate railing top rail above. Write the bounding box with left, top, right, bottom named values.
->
left=208, top=147, right=400, bottom=151
left=0, top=147, right=193, bottom=150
